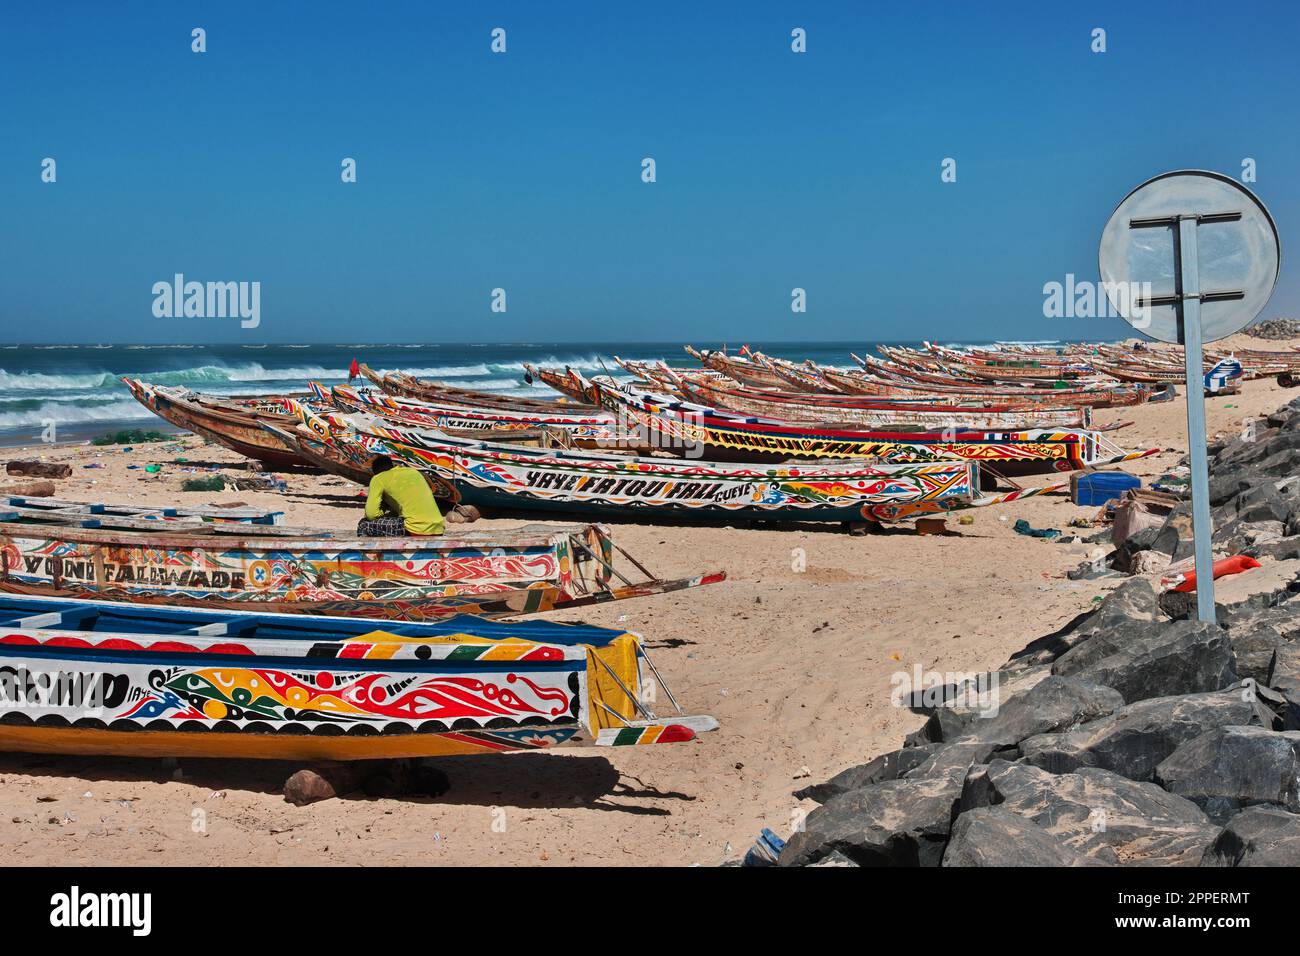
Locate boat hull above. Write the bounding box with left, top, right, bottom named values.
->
left=123, top=379, right=312, bottom=470
left=0, top=597, right=714, bottom=760
left=327, top=412, right=986, bottom=524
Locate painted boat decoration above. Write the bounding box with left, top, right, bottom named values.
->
left=0, top=594, right=716, bottom=760
left=583, top=376, right=1159, bottom=475
left=259, top=423, right=462, bottom=502
left=815, top=359, right=1155, bottom=408
left=295, top=405, right=1064, bottom=524
left=0, top=495, right=284, bottom=527
left=317, top=381, right=620, bottom=445
left=0, top=516, right=724, bottom=620
left=122, top=378, right=314, bottom=470
left=671, top=373, right=1091, bottom=429
left=685, top=345, right=790, bottom=389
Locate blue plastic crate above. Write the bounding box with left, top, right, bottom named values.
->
left=1073, top=470, right=1141, bottom=507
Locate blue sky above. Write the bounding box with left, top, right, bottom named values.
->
left=2, top=0, right=1297, bottom=344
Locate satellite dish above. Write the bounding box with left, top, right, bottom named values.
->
left=1098, top=170, right=1280, bottom=344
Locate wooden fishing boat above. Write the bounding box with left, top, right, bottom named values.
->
left=921, top=343, right=1093, bottom=382
left=671, top=372, right=1091, bottom=429
left=523, top=364, right=601, bottom=403
left=0, top=515, right=724, bottom=620
left=299, top=405, right=1063, bottom=524
left=744, top=349, right=846, bottom=393
left=585, top=376, right=1159, bottom=476
left=0, top=594, right=716, bottom=759
left=359, top=363, right=591, bottom=413
left=123, top=378, right=314, bottom=470
left=871, top=347, right=1100, bottom=392
left=319, top=382, right=619, bottom=445
left=0, top=495, right=284, bottom=526
left=816, top=361, right=1155, bottom=408
left=685, top=346, right=789, bottom=389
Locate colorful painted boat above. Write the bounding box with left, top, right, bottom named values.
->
left=318, top=381, right=619, bottom=445
left=297, top=405, right=1063, bottom=524
left=0, top=517, right=723, bottom=620
left=584, top=376, right=1159, bottom=476
left=0, top=594, right=716, bottom=759
left=816, top=361, right=1154, bottom=408
left=685, top=345, right=790, bottom=389
left=671, top=372, right=1092, bottom=429
left=0, top=495, right=284, bottom=527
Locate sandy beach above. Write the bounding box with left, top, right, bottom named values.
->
left=1, top=333, right=1295, bottom=867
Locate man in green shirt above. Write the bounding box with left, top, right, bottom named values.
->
left=356, top=455, right=445, bottom=537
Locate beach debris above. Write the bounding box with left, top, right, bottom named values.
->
left=6, top=460, right=71, bottom=479
left=181, top=476, right=226, bottom=492
left=1111, top=488, right=1178, bottom=549
left=1071, top=469, right=1141, bottom=507
left=230, top=474, right=288, bottom=492
left=741, top=827, right=786, bottom=867
left=1165, top=554, right=1262, bottom=593
left=446, top=503, right=481, bottom=524
left=1012, top=518, right=1059, bottom=539
left=283, top=760, right=450, bottom=805
left=284, top=765, right=366, bottom=806
left=914, top=518, right=947, bottom=535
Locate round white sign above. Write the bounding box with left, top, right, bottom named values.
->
left=1098, top=170, right=1280, bottom=344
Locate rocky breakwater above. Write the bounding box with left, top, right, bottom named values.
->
left=776, top=396, right=1300, bottom=867
left=1244, top=318, right=1300, bottom=341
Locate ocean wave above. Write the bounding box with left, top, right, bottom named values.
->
left=0, top=398, right=152, bottom=429
left=0, top=370, right=124, bottom=390
left=486, top=354, right=623, bottom=373
left=440, top=377, right=523, bottom=391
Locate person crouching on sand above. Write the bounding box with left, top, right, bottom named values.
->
left=357, top=454, right=445, bottom=537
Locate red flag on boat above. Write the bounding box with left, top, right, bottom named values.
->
left=348, top=358, right=360, bottom=381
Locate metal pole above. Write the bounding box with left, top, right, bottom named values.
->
left=1177, top=216, right=1216, bottom=622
